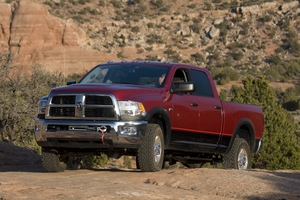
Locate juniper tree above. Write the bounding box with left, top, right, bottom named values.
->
left=231, top=76, right=300, bottom=170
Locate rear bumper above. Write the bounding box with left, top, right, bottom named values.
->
left=34, top=118, right=147, bottom=149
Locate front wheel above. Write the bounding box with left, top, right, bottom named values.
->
left=223, top=138, right=251, bottom=170
left=137, top=124, right=164, bottom=172
left=42, top=149, right=68, bottom=172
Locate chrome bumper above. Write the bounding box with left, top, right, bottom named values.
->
left=34, top=118, right=147, bottom=148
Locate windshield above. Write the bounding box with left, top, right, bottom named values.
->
left=79, top=64, right=169, bottom=87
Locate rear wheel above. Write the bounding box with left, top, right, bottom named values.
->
left=223, top=137, right=251, bottom=170
left=42, top=149, right=68, bottom=172
left=137, top=124, right=164, bottom=172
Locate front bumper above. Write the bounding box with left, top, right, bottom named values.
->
left=34, top=118, right=147, bottom=149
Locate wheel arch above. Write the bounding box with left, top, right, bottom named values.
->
left=145, top=107, right=171, bottom=148
left=225, top=118, right=256, bottom=154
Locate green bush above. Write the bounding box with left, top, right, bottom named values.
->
left=147, top=22, right=155, bottom=28
left=110, top=0, right=122, bottom=8
left=131, top=26, right=140, bottom=33
left=146, top=34, right=164, bottom=45
left=0, top=52, right=63, bottom=150
left=191, top=52, right=205, bottom=64
left=210, top=67, right=239, bottom=85
left=123, top=156, right=132, bottom=168
left=231, top=77, right=300, bottom=170
left=219, top=89, right=227, bottom=101
left=99, top=0, right=105, bottom=6
left=78, top=0, right=87, bottom=5
left=80, top=154, right=109, bottom=169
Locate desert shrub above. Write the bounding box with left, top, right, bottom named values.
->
left=204, top=2, right=212, bottom=10
left=131, top=26, right=140, bottom=33
left=277, top=87, right=300, bottom=111
left=80, top=154, right=109, bottom=169
left=78, top=0, right=87, bottom=5
left=145, top=46, right=153, bottom=51
left=219, top=89, right=227, bottom=101
left=110, top=0, right=122, bottom=8
left=150, top=0, right=164, bottom=8
left=117, top=51, right=126, bottom=59
left=147, top=22, right=154, bottom=28
left=99, top=0, right=105, bottom=6
left=123, top=156, right=132, bottom=168
left=145, top=55, right=159, bottom=61
left=146, top=34, right=164, bottom=45
left=188, top=3, right=196, bottom=9
left=72, top=15, right=85, bottom=23
left=191, top=52, right=205, bottom=64
left=263, top=58, right=300, bottom=81
left=0, top=52, right=64, bottom=150
left=231, top=51, right=244, bottom=61
left=262, top=15, right=273, bottom=23
left=210, top=67, right=239, bottom=85
left=216, top=2, right=231, bottom=10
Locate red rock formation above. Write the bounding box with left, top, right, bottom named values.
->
left=0, top=1, right=117, bottom=75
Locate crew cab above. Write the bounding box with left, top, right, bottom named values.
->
left=34, top=61, right=264, bottom=172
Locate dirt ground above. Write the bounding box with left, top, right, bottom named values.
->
left=1, top=142, right=300, bottom=200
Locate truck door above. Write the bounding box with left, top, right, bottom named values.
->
left=168, top=68, right=200, bottom=150
left=189, top=69, right=223, bottom=153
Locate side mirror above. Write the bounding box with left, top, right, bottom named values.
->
left=67, top=80, right=76, bottom=85
left=171, top=82, right=195, bottom=93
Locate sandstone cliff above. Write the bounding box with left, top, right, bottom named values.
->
left=0, top=1, right=117, bottom=75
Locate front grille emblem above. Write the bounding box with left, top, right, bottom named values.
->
left=76, top=102, right=83, bottom=110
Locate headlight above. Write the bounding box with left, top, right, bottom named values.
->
left=118, top=101, right=146, bottom=119
left=38, top=99, right=47, bottom=114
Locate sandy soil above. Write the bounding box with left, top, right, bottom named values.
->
left=1, top=142, right=300, bottom=200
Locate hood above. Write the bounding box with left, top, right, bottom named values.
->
left=50, top=83, right=162, bottom=100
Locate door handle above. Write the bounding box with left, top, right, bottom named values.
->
left=190, top=102, right=198, bottom=107
left=214, top=105, right=222, bottom=110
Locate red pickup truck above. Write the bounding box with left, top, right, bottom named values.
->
left=34, top=61, right=264, bottom=172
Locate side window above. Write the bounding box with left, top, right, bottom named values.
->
left=172, top=69, right=189, bottom=90
left=190, top=69, right=214, bottom=97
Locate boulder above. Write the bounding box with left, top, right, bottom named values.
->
left=209, top=26, right=220, bottom=39
left=280, top=1, right=300, bottom=13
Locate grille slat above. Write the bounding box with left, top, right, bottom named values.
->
left=48, top=94, right=116, bottom=120
left=85, top=108, right=115, bottom=118
left=85, top=96, right=113, bottom=105
left=49, top=107, right=75, bottom=117
left=52, top=96, right=76, bottom=104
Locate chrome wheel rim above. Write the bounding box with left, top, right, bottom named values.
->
left=154, top=135, right=162, bottom=163
left=238, top=149, right=248, bottom=170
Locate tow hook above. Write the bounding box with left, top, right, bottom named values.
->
left=97, top=126, right=107, bottom=144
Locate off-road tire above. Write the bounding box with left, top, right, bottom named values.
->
left=42, top=149, right=68, bottom=172
left=223, top=137, right=251, bottom=170
left=137, top=124, right=164, bottom=172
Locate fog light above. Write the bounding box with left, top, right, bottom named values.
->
left=120, top=126, right=137, bottom=135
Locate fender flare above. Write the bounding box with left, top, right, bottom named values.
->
left=145, top=107, right=172, bottom=148
left=224, top=118, right=256, bottom=154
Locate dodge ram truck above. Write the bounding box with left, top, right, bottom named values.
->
left=34, top=61, right=264, bottom=172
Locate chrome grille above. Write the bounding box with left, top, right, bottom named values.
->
left=49, top=107, right=75, bottom=117
left=85, top=96, right=113, bottom=105
left=46, top=94, right=117, bottom=120
left=85, top=108, right=115, bottom=118
left=52, top=96, right=76, bottom=104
